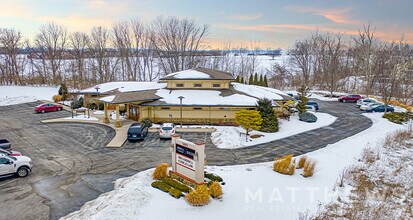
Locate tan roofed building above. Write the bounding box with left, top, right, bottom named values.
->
left=77, top=67, right=292, bottom=127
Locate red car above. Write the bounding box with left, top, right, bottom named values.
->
left=35, top=103, right=63, bottom=113
left=338, top=94, right=363, bottom=103
left=0, top=148, right=22, bottom=157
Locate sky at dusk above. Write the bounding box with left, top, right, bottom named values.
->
left=0, top=0, right=412, bottom=49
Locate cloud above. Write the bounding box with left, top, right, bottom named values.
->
left=229, top=14, right=262, bottom=21
left=286, top=5, right=360, bottom=25
left=219, top=23, right=413, bottom=44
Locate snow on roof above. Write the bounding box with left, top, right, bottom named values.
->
left=164, top=69, right=211, bottom=79
left=99, top=95, right=115, bottom=102
left=232, top=83, right=291, bottom=101
left=78, top=82, right=167, bottom=94
left=154, top=89, right=259, bottom=106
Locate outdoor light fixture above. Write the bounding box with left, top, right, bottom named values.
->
left=178, top=96, right=185, bottom=128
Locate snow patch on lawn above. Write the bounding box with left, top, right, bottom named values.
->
left=0, top=85, right=58, bottom=106
left=65, top=115, right=99, bottom=121
left=212, top=112, right=337, bottom=149
left=93, top=110, right=104, bottom=115
left=62, top=113, right=403, bottom=220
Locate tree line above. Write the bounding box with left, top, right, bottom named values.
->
left=268, top=24, right=413, bottom=104
left=0, top=16, right=209, bottom=88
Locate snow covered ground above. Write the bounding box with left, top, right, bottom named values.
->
left=211, top=112, right=337, bottom=149
left=0, top=85, right=58, bottom=106
left=65, top=115, right=99, bottom=121
left=61, top=113, right=405, bottom=220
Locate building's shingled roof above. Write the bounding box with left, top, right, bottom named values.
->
left=97, top=89, right=161, bottom=104
left=160, top=67, right=235, bottom=81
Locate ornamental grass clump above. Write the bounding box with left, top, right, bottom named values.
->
left=302, top=160, right=317, bottom=178
left=185, top=185, right=210, bottom=206
left=273, top=154, right=295, bottom=175
left=208, top=181, right=223, bottom=199
left=152, top=163, right=169, bottom=180
left=297, top=156, right=307, bottom=169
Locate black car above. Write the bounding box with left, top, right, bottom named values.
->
left=127, top=123, right=148, bottom=141
left=307, top=101, right=319, bottom=111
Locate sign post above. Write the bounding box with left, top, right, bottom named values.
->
left=171, top=134, right=205, bottom=185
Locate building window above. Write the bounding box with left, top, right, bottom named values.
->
left=176, top=83, right=184, bottom=87
left=193, top=107, right=202, bottom=110
left=161, top=107, right=170, bottom=110
left=213, top=84, right=221, bottom=88
left=194, top=83, right=202, bottom=88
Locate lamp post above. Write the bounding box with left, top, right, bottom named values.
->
left=95, top=86, right=100, bottom=110
left=178, top=96, right=185, bottom=128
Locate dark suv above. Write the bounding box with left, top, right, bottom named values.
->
left=127, top=123, right=148, bottom=141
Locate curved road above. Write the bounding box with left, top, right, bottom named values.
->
left=0, top=100, right=372, bottom=220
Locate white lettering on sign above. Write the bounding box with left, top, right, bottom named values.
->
left=176, top=154, right=195, bottom=170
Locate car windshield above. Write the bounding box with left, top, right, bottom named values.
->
left=162, top=127, right=173, bottom=130
left=5, top=155, right=16, bottom=161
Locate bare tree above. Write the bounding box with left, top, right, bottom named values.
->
left=313, top=32, right=347, bottom=97
left=289, top=38, right=314, bottom=86
left=88, top=26, right=119, bottom=83
left=150, top=16, right=209, bottom=75
left=268, top=62, right=294, bottom=89
left=0, top=28, right=27, bottom=85
left=352, top=24, right=378, bottom=97
left=34, top=22, right=68, bottom=84
left=69, top=32, right=90, bottom=88
left=376, top=40, right=411, bottom=111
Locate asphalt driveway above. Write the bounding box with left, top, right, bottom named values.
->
left=0, top=100, right=372, bottom=220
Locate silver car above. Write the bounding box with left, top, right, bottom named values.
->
left=361, top=103, right=381, bottom=111
left=159, top=123, right=176, bottom=139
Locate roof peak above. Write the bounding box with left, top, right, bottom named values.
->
left=160, top=67, right=235, bottom=81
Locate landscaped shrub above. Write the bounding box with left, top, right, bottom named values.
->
left=303, top=160, right=317, bottom=178
left=151, top=181, right=171, bottom=192
left=152, top=163, right=169, bottom=180
left=273, top=154, right=295, bottom=175
left=185, top=185, right=210, bottom=206
left=299, top=112, right=318, bottom=123
left=256, top=98, right=279, bottom=132
left=382, top=112, right=411, bottom=124
left=297, top=156, right=307, bottom=169
left=52, top=95, right=62, bottom=103
left=208, top=181, right=223, bottom=199
left=70, top=98, right=84, bottom=109
left=168, top=188, right=182, bottom=199
left=204, top=172, right=223, bottom=182
left=58, top=83, right=68, bottom=100
left=162, top=178, right=191, bottom=193
left=141, top=117, right=153, bottom=128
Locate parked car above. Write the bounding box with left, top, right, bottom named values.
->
left=0, top=153, right=33, bottom=178
left=35, top=103, right=63, bottom=113
left=366, top=105, right=394, bottom=113
left=305, top=105, right=317, bottom=112
left=356, top=98, right=378, bottom=107
left=338, top=94, right=363, bottom=103
left=0, top=148, right=22, bottom=157
left=127, top=123, right=148, bottom=141
left=307, top=101, right=319, bottom=111
left=0, top=139, right=11, bottom=150
left=360, top=103, right=381, bottom=111
left=159, top=123, right=176, bottom=139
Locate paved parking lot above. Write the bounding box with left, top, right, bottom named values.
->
left=0, top=100, right=372, bottom=220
